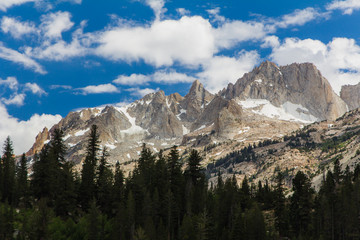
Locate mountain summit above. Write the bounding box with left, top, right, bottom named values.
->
left=27, top=61, right=350, bottom=172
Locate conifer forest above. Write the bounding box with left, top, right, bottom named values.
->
left=1, top=124, right=360, bottom=239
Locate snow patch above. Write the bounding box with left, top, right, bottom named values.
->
left=182, top=125, right=190, bottom=135
left=44, top=139, right=50, bottom=145
left=254, top=79, right=262, bottom=84
left=105, top=143, right=117, bottom=150
left=239, top=99, right=318, bottom=123
left=238, top=126, right=250, bottom=134
left=116, top=105, right=148, bottom=135
left=74, top=128, right=90, bottom=136
left=196, top=125, right=206, bottom=131
left=127, top=153, right=131, bottom=159
left=68, top=143, right=76, bottom=147
left=63, top=134, right=71, bottom=141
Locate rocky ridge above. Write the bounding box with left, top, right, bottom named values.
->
left=27, top=61, right=351, bottom=176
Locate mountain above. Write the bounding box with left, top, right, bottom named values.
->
left=220, top=61, right=347, bottom=121
left=27, top=61, right=350, bottom=175
left=207, top=107, right=360, bottom=189
left=340, top=82, right=360, bottom=110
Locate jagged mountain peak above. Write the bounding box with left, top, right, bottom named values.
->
left=221, top=61, right=347, bottom=121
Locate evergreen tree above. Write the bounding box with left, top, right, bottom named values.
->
left=274, top=172, right=288, bottom=237
left=290, top=171, right=313, bottom=238
left=80, top=125, right=101, bottom=211
left=96, top=146, right=113, bottom=214
left=16, top=153, right=29, bottom=207
left=2, top=136, right=16, bottom=204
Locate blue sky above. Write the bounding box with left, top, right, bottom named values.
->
left=1, top=0, right=360, bottom=154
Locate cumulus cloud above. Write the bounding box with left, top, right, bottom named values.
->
left=268, top=37, right=360, bottom=94
left=79, top=83, right=119, bottom=94
left=0, top=76, right=19, bottom=90
left=144, top=0, right=166, bottom=21
left=327, top=0, right=360, bottom=15
left=197, top=50, right=260, bottom=93
left=126, top=87, right=159, bottom=97
left=0, top=43, right=46, bottom=74
left=213, top=20, right=268, bottom=50
left=24, top=82, right=47, bottom=96
left=40, top=11, right=74, bottom=39
left=0, top=0, right=36, bottom=11
left=0, top=103, right=62, bottom=154
left=275, top=7, right=329, bottom=28
left=95, top=16, right=215, bottom=67
left=113, top=69, right=195, bottom=85
left=176, top=8, right=190, bottom=16
left=1, top=16, right=37, bottom=39
left=1, top=93, right=25, bottom=106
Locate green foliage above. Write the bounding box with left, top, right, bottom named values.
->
left=3, top=125, right=360, bottom=239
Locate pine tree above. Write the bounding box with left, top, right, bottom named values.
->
left=16, top=153, right=29, bottom=207
left=80, top=125, right=101, bottom=211
left=2, top=136, right=16, bottom=204
left=96, top=146, right=113, bottom=214
left=290, top=171, right=313, bottom=238
left=274, top=172, right=288, bottom=238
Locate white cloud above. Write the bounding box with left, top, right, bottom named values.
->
left=0, top=103, right=62, bottom=154
left=1, top=16, right=36, bottom=39
left=276, top=7, right=329, bottom=28
left=327, top=0, right=360, bottom=15
left=207, top=7, right=226, bottom=23
left=176, top=8, right=190, bottom=16
left=95, top=16, right=215, bottom=67
left=1, top=93, right=25, bottom=106
left=144, top=0, right=166, bottom=21
left=261, top=35, right=280, bottom=48
left=197, top=50, right=260, bottom=93
left=213, top=20, right=268, bottom=50
left=0, top=43, right=46, bottom=74
left=269, top=37, right=360, bottom=94
left=24, top=83, right=46, bottom=96
left=0, top=0, right=35, bottom=11
left=79, top=83, right=119, bottom=94
left=50, top=84, right=72, bottom=90
left=126, top=87, right=159, bottom=97
left=40, top=11, right=74, bottom=39
left=0, top=77, right=19, bottom=90
left=113, top=69, right=195, bottom=85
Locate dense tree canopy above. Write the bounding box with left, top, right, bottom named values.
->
left=0, top=126, right=360, bottom=239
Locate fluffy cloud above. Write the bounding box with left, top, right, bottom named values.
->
left=275, top=7, right=329, bottom=28
left=144, top=0, right=165, bottom=21
left=1, top=93, right=25, bottom=106
left=24, top=82, right=47, bottom=96
left=327, top=0, right=360, bottom=15
left=0, top=76, right=19, bottom=90
left=213, top=20, right=268, bottom=50
left=40, top=11, right=74, bottom=39
left=0, top=103, right=62, bottom=154
left=1, top=16, right=36, bottom=39
left=113, top=69, right=195, bottom=85
left=79, top=83, right=119, bottom=94
left=0, top=0, right=35, bottom=11
left=197, top=50, right=260, bottom=93
left=95, top=16, right=215, bottom=67
left=269, top=37, right=360, bottom=94
left=126, top=87, right=159, bottom=97
left=0, top=43, right=46, bottom=74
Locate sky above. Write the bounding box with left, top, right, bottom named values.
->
left=1, top=0, right=360, bottom=154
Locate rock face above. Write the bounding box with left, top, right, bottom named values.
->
left=27, top=61, right=349, bottom=173
left=220, top=61, right=348, bottom=121
left=340, top=83, right=360, bottom=110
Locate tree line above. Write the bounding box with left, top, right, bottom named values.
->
left=0, top=124, right=360, bottom=239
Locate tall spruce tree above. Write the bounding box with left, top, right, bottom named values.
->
left=2, top=137, right=16, bottom=204
left=80, top=125, right=101, bottom=211
left=16, top=153, right=28, bottom=207
left=96, top=146, right=113, bottom=214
